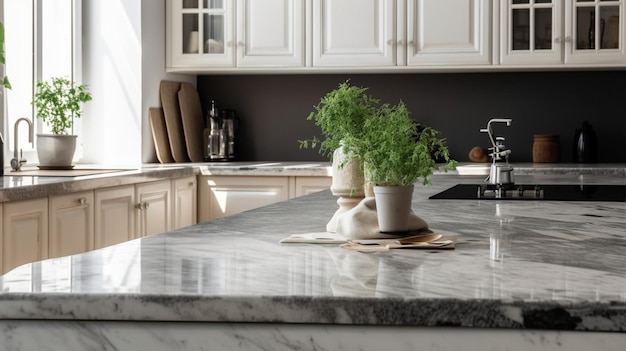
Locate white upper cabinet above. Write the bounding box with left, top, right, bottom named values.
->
left=407, top=0, right=491, bottom=65
left=312, top=0, right=397, bottom=66
left=500, top=0, right=625, bottom=65
left=237, top=0, right=305, bottom=67
left=167, top=0, right=235, bottom=68
left=167, top=0, right=305, bottom=69
left=167, top=0, right=626, bottom=72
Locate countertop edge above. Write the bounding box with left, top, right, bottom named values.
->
left=2, top=294, right=625, bottom=332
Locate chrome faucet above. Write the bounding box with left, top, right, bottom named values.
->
left=10, top=117, right=34, bottom=172
left=480, top=118, right=514, bottom=185
left=480, top=118, right=512, bottom=162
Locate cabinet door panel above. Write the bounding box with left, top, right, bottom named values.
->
left=3, top=198, right=48, bottom=273
left=565, top=1, right=626, bottom=64
left=95, top=186, right=135, bottom=249
left=172, top=176, right=197, bottom=229
left=294, top=176, right=331, bottom=197
left=136, top=180, right=171, bottom=237
left=199, top=176, right=289, bottom=221
left=408, top=0, right=491, bottom=65
left=500, top=0, right=563, bottom=65
left=167, top=0, right=235, bottom=68
left=49, top=191, right=94, bottom=258
left=237, top=0, right=305, bottom=67
left=313, top=0, right=396, bottom=66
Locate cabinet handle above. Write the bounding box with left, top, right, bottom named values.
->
left=554, top=37, right=561, bottom=44
left=386, top=39, right=393, bottom=46
left=237, top=41, right=244, bottom=47
left=188, top=182, right=194, bottom=187
left=78, top=198, right=87, bottom=206
left=135, top=202, right=149, bottom=210
left=226, top=40, right=233, bottom=48
left=397, top=40, right=403, bottom=46
left=407, top=40, right=415, bottom=47
left=564, top=36, right=572, bottom=43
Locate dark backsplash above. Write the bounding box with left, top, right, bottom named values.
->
left=197, top=71, right=625, bottom=163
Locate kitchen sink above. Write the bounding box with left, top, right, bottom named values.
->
left=429, top=183, right=626, bottom=202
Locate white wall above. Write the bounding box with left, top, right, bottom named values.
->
left=141, top=0, right=195, bottom=164
left=82, top=0, right=194, bottom=167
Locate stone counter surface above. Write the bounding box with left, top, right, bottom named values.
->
left=1, top=162, right=624, bottom=202
left=0, top=172, right=625, bottom=349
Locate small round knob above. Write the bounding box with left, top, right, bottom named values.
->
left=79, top=198, right=87, bottom=206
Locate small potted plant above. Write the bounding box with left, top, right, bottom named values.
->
left=299, top=80, right=378, bottom=231
left=32, top=76, right=92, bottom=169
left=345, top=100, right=457, bottom=232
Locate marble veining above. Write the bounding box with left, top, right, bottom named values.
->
left=1, top=173, right=625, bottom=337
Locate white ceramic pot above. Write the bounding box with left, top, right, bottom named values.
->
left=36, top=134, right=77, bottom=168
left=373, top=184, right=414, bottom=233
left=326, top=145, right=365, bottom=232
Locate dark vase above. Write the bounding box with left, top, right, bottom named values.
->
left=573, top=121, right=597, bottom=163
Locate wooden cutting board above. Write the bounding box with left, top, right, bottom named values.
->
left=149, top=108, right=175, bottom=163
left=178, top=82, right=205, bottom=162
left=159, top=80, right=190, bottom=162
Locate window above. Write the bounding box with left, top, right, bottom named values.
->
left=3, top=0, right=81, bottom=163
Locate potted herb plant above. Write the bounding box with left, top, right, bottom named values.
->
left=345, top=101, right=457, bottom=233
left=299, top=80, right=378, bottom=231
left=32, top=76, right=92, bottom=169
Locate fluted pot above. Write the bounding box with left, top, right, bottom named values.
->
left=36, top=134, right=77, bottom=168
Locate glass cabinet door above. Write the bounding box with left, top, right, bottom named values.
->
left=169, top=0, right=234, bottom=68
left=501, top=0, right=563, bottom=65
left=573, top=0, right=621, bottom=50
left=567, top=0, right=625, bottom=64
left=181, top=0, right=227, bottom=54
left=511, top=0, right=555, bottom=51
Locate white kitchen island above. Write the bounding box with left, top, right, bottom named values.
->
left=0, top=171, right=625, bottom=350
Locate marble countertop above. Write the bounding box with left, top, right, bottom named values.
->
left=1, top=173, right=625, bottom=333
left=1, top=162, right=624, bottom=202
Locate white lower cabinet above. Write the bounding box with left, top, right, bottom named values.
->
left=2, top=198, right=49, bottom=274
left=172, top=176, right=197, bottom=229
left=198, top=176, right=290, bottom=222
left=0, top=174, right=316, bottom=274
left=198, top=175, right=331, bottom=221
left=294, top=176, right=332, bottom=197
left=94, top=185, right=136, bottom=249
left=135, top=180, right=172, bottom=238
left=49, top=191, right=95, bottom=258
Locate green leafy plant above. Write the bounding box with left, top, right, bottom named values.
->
left=32, top=77, right=92, bottom=134
left=0, top=22, right=12, bottom=89
left=298, top=80, right=378, bottom=162
left=345, top=101, right=457, bottom=186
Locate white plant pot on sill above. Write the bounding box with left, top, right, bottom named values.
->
left=36, top=134, right=77, bottom=168
left=373, top=184, right=414, bottom=233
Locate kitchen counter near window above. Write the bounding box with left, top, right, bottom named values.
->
left=0, top=172, right=625, bottom=350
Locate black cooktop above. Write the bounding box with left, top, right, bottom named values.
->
left=429, top=184, right=626, bottom=202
